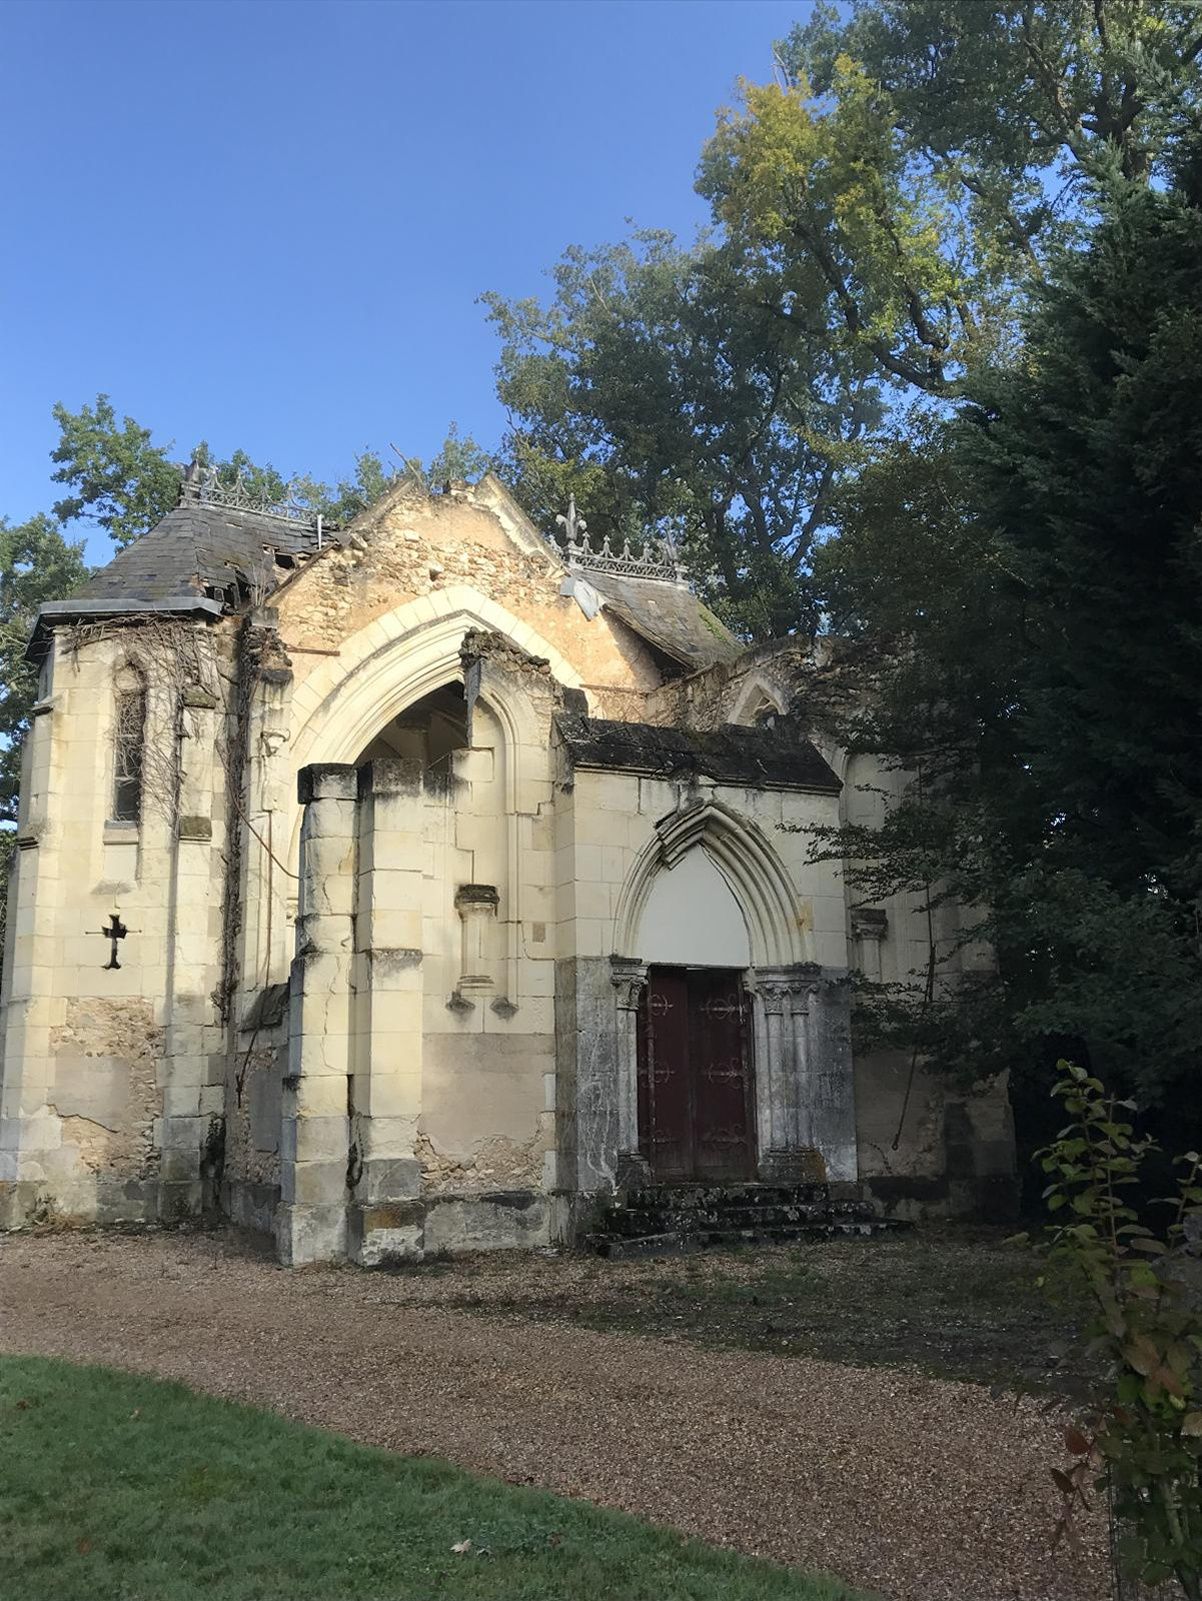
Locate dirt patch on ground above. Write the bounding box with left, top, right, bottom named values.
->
left=0, top=1227, right=1107, bottom=1601
left=408, top=1225, right=1082, bottom=1391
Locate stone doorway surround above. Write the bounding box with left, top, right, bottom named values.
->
left=602, top=787, right=858, bottom=1191
left=610, top=954, right=856, bottom=1188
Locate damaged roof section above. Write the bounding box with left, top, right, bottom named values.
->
left=583, top=571, right=740, bottom=673
left=53, top=472, right=739, bottom=678
left=75, top=498, right=323, bottom=608
left=556, top=713, right=841, bottom=793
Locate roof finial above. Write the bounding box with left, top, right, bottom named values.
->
left=551, top=493, right=685, bottom=584
left=555, top=493, right=588, bottom=554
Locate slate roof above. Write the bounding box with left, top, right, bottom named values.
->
left=63, top=487, right=740, bottom=676
left=583, top=571, right=739, bottom=672
left=76, top=498, right=321, bottom=604
left=555, top=714, right=841, bottom=793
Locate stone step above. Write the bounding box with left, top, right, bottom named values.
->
left=625, top=1182, right=832, bottom=1209
left=604, top=1200, right=875, bottom=1236
left=587, top=1218, right=906, bottom=1260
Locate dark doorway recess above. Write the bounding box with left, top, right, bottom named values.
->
left=637, top=966, right=755, bottom=1183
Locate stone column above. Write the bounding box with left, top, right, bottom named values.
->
left=746, top=977, right=773, bottom=1166
left=850, top=905, right=887, bottom=984
left=237, top=611, right=294, bottom=999
left=609, top=957, right=648, bottom=1187
left=748, top=969, right=801, bottom=1181
left=276, top=763, right=356, bottom=1266
left=747, top=963, right=854, bottom=1184
left=454, top=883, right=499, bottom=999
left=350, top=760, right=425, bottom=1263
left=806, top=973, right=858, bottom=1182
left=788, top=980, right=821, bottom=1150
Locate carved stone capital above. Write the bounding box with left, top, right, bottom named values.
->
left=747, top=963, right=823, bottom=1015
left=755, top=983, right=792, bottom=1017
left=609, top=955, right=648, bottom=1012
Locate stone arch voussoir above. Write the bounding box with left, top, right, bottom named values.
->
left=287, top=585, right=584, bottom=772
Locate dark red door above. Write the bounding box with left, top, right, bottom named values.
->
left=638, top=967, right=754, bottom=1183
left=639, top=968, right=692, bottom=1178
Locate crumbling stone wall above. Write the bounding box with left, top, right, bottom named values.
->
left=415, top=1125, right=551, bottom=1194
left=274, top=488, right=663, bottom=704
left=223, top=1041, right=283, bottom=1189
left=48, top=998, right=163, bottom=1180
left=645, top=640, right=811, bottom=730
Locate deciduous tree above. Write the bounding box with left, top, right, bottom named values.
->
left=485, top=234, right=877, bottom=636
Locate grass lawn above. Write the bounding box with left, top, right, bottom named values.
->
left=0, top=1355, right=871, bottom=1601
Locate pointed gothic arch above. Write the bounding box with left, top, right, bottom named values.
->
left=727, top=674, right=787, bottom=727
left=238, top=587, right=585, bottom=997
left=613, top=797, right=808, bottom=968
left=287, top=584, right=585, bottom=771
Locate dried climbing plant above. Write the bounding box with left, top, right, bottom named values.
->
left=61, top=616, right=222, bottom=825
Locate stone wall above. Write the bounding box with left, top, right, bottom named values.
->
left=855, top=1050, right=1017, bottom=1220
left=274, top=487, right=664, bottom=717
left=644, top=640, right=812, bottom=731
left=0, top=622, right=232, bottom=1229
left=48, top=997, right=161, bottom=1180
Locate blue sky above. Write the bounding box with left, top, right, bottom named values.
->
left=2, top=0, right=806, bottom=565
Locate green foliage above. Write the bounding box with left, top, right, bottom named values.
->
left=427, top=421, right=496, bottom=487
left=191, top=442, right=290, bottom=508
left=1029, top=1062, right=1202, bottom=1595
left=486, top=2, right=1202, bottom=634
left=48, top=392, right=490, bottom=548
left=290, top=450, right=395, bottom=526
left=485, top=233, right=877, bottom=637
left=794, top=1, right=1202, bottom=190
left=0, top=1355, right=862, bottom=1601
left=700, top=55, right=1017, bottom=396
left=0, top=514, right=88, bottom=823
left=704, top=0, right=1202, bottom=398
left=50, top=395, right=181, bottom=548
left=807, top=159, right=1202, bottom=1108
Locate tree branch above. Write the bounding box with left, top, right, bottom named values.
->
left=784, top=214, right=952, bottom=393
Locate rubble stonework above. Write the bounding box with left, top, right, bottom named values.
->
left=0, top=473, right=1016, bottom=1257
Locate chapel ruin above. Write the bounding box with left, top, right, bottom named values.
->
left=0, top=472, right=1015, bottom=1262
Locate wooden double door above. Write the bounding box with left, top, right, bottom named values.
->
left=636, top=966, right=755, bottom=1183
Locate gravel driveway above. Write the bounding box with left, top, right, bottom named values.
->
left=0, top=1228, right=1107, bottom=1601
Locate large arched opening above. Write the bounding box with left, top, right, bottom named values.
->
left=354, top=680, right=469, bottom=772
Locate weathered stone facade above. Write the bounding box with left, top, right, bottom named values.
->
left=0, top=473, right=1015, bottom=1257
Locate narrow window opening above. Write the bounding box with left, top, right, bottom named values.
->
left=112, top=679, right=146, bottom=822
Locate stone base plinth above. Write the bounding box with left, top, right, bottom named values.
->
left=348, top=1189, right=551, bottom=1267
